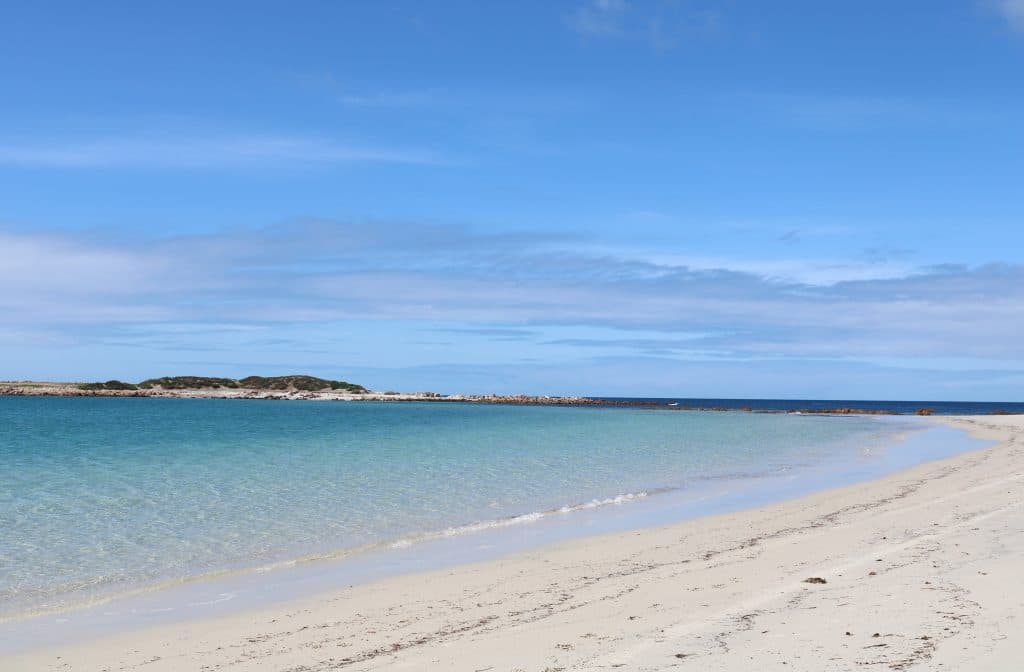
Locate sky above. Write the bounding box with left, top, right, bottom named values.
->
left=2, top=0, right=1023, bottom=400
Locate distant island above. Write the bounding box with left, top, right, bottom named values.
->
left=3, top=376, right=1011, bottom=416
left=81, top=375, right=369, bottom=394
left=0, top=375, right=599, bottom=405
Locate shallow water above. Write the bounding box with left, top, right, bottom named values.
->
left=0, top=398, right=944, bottom=622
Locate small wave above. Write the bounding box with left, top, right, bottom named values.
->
left=284, top=491, right=660, bottom=560
left=0, top=489, right=664, bottom=623
left=559, top=491, right=648, bottom=513
left=442, top=511, right=546, bottom=537
left=432, top=490, right=654, bottom=540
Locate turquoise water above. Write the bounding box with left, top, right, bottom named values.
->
left=0, top=397, right=912, bottom=620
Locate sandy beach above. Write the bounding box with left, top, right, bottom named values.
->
left=6, top=415, right=1022, bottom=671
left=7, top=3, right=1023, bottom=669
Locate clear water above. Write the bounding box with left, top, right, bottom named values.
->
left=0, top=397, right=913, bottom=620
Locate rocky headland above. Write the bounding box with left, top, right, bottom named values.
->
left=0, top=376, right=990, bottom=415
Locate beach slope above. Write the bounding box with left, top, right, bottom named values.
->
left=7, top=415, right=1023, bottom=671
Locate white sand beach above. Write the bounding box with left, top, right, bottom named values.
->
left=7, top=415, right=1023, bottom=671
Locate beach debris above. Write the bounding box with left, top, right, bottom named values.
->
left=803, top=577, right=828, bottom=584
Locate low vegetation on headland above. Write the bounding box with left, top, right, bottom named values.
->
left=77, top=375, right=368, bottom=394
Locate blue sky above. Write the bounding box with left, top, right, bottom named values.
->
left=2, top=1, right=1024, bottom=399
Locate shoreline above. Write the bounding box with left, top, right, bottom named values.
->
left=4, top=415, right=1022, bottom=669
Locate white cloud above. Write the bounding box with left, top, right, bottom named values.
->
left=569, top=0, right=631, bottom=37
left=2, top=221, right=1023, bottom=368
left=995, top=0, right=1024, bottom=31
left=0, top=135, right=440, bottom=169
left=567, top=0, right=720, bottom=48
left=588, top=249, right=916, bottom=285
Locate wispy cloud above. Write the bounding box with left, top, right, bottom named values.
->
left=2, top=220, right=1022, bottom=370
left=434, top=327, right=538, bottom=341
left=567, top=0, right=720, bottom=49
left=993, top=0, right=1024, bottom=31
left=586, top=247, right=917, bottom=285
left=304, top=71, right=438, bottom=109
left=720, top=91, right=976, bottom=131
left=569, top=0, right=631, bottom=37
left=336, top=91, right=436, bottom=108
left=0, top=135, right=441, bottom=169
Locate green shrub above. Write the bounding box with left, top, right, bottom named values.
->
left=238, top=375, right=367, bottom=393
left=138, top=376, right=239, bottom=389
left=77, top=380, right=138, bottom=391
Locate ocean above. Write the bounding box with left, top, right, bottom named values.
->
left=598, top=397, right=1024, bottom=414
left=0, top=396, right=989, bottom=629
